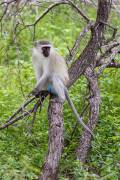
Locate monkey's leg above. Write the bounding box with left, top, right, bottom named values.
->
left=32, top=74, right=48, bottom=96
left=52, top=76, right=66, bottom=101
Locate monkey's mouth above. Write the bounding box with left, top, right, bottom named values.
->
left=43, top=51, right=49, bottom=57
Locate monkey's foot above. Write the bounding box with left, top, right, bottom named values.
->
left=31, top=88, right=41, bottom=98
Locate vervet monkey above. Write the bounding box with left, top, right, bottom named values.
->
left=32, top=40, right=93, bottom=136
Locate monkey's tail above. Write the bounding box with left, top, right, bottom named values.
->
left=64, top=87, right=94, bottom=137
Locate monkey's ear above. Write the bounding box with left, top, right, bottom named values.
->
left=34, top=41, right=38, bottom=47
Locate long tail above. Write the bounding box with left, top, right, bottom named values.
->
left=64, top=87, right=94, bottom=137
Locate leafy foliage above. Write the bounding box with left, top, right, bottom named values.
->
left=0, top=2, right=120, bottom=180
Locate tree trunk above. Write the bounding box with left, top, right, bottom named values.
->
left=69, top=0, right=111, bottom=86
left=75, top=0, right=111, bottom=162
left=39, top=97, right=64, bottom=180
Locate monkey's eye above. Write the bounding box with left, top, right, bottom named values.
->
left=42, top=47, right=50, bottom=51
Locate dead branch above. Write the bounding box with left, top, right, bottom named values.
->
left=68, top=0, right=111, bottom=87
left=0, top=2, right=9, bottom=21
left=0, top=90, right=49, bottom=130
left=28, top=2, right=68, bottom=27
left=0, top=0, right=16, bottom=6
left=100, top=21, right=117, bottom=43
left=97, top=45, right=120, bottom=75
left=0, top=108, right=33, bottom=130
left=15, top=2, right=66, bottom=35
left=112, top=1, right=120, bottom=16
left=97, top=60, right=120, bottom=68
left=76, top=67, right=100, bottom=163
left=97, top=41, right=120, bottom=62
left=5, top=96, right=35, bottom=123
left=106, top=61, right=120, bottom=68
left=28, top=0, right=90, bottom=26
left=66, top=21, right=94, bottom=62
left=67, top=0, right=90, bottom=22
left=74, top=0, right=111, bottom=163
left=30, top=100, right=40, bottom=132
left=16, top=0, right=90, bottom=35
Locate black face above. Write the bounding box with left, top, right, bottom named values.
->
left=42, top=46, right=50, bottom=57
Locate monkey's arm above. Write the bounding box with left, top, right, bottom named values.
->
left=32, top=61, right=42, bottom=82
left=32, top=75, right=48, bottom=97
left=32, top=57, right=48, bottom=96
left=36, top=73, right=48, bottom=88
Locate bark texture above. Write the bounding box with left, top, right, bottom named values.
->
left=69, top=0, right=111, bottom=86
left=39, top=97, right=64, bottom=180
left=75, top=0, right=111, bottom=162
left=76, top=67, right=100, bottom=162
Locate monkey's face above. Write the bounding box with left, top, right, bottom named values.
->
left=34, top=41, right=51, bottom=58
left=41, top=46, right=51, bottom=57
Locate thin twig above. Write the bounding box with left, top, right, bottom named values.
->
left=5, top=97, right=35, bottom=123
left=97, top=45, right=120, bottom=75
left=17, top=0, right=91, bottom=35
left=0, top=90, right=49, bottom=130
left=0, top=108, right=33, bottom=130
left=99, top=20, right=117, bottom=43
left=0, top=3, right=8, bottom=22
left=29, top=94, right=48, bottom=133
left=107, top=61, right=120, bottom=68
left=29, top=100, right=41, bottom=133
left=67, top=0, right=90, bottom=22
left=97, top=42, right=120, bottom=64
left=0, top=0, right=16, bottom=6
left=66, top=21, right=94, bottom=62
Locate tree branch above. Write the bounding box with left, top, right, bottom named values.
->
left=17, top=0, right=90, bottom=34
left=66, top=21, right=94, bottom=62
left=76, top=67, right=100, bottom=163
left=39, top=97, right=64, bottom=180
left=0, top=91, right=49, bottom=130
left=66, top=0, right=90, bottom=22
left=68, top=0, right=111, bottom=87
left=107, top=61, right=120, bottom=68
left=97, top=45, right=120, bottom=75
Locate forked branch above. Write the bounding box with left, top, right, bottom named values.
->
left=0, top=91, right=49, bottom=130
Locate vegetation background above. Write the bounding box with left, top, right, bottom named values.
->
left=0, top=0, right=120, bottom=179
